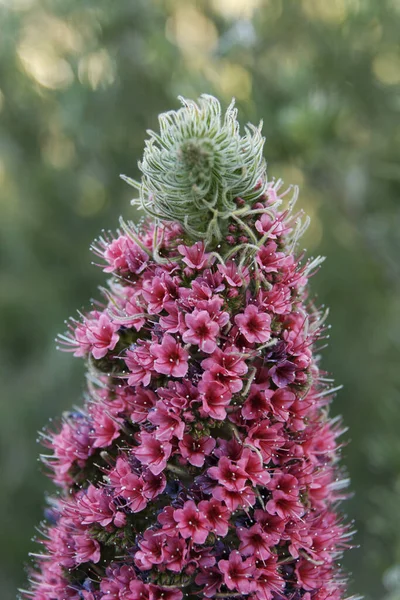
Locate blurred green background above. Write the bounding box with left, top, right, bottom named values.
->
left=1, top=0, right=399, bottom=598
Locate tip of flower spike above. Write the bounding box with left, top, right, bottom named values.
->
left=125, top=94, right=267, bottom=246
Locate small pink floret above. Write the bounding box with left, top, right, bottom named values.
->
left=235, top=304, right=271, bottom=344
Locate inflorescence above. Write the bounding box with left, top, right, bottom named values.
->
left=22, top=96, right=354, bottom=600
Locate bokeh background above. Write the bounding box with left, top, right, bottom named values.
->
left=1, top=0, right=399, bottom=598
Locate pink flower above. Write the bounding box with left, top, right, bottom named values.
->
left=198, top=498, right=230, bottom=537
left=134, top=432, right=172, bottom=475
left=178, top=434, right=216, bottom=467
left=280, top=258, right=307, bottom=289
left=241, top=384, right=274, bottom=420
left=208, top=457, right=248, bottom=492
left=74, top=532, right=101, bottom=564
left=238, top=447, right=271, bottom=487
left=254, top=555, right=285, bottom=600
left=307, top=469, right=335, bottom=509
left=162, top=537, right=188, bottom=572
left=173, top=500, right=209, bottom=544
left=44, top=519, right=76, bottom=568
left=150, top=334, right=189, bottom=377
left=148, top=401, right=185, bottom=441
left=235, top=304, right=271, bottom=344
left=127, top=386, right=157, bottom=424
left=196, top=296, right=230, bottom=327
left=159, top=301, right=185, bottom=334
left=266, top=491, right=305, bottom=521
left=86, top=313, right=119, bottom=359
left=66, top=318, right=92, bottom=357
left=114, top=288, right=146, bottom=331
left=135, top=529, right=165, bottom=570
left=182, top=309, right=220, bottom=353
left=258, top=284, right=292, bottom=315
left=118, top=472, right=147, bottom=513
left=158, top=379, right=199, bottom=410
left=268, top=388, right=296, bottom=421
left=100, top=564, right=137, bottom=598
left=103, top=235, right=148, bottom=274
left=295, top=558, right=328, bottom=591
left=268, top=360, right=297, bottom=387
left=142, top=469, right=167, bottom=499
left=195, top=568, right=223, bottom=597
left=307, top=512, right=347, bottom=564
left=189, top=545, right=216, bottom=570
left=198, top=380, right=232, bottom=420
left=199, top=268, right=226, bottom=293
left=269, top=471, right=300, bottom=499
left=254, top=510, right=285, bottom=545
left=247, top=421, right=284, bottom=462
left=128, top=581, right=151, bottom=600
left=178, top=241, right=210, bottom=270
left=108, top=457, right=132, bottom=493
left=284, top=519, right=313, bottom=560
left=142, top=273, right=178, bottom=314
left=49, top=417, right=94, bottom=486
left=255, top=213, right=285, bottom=238
left=218, top=551, right=256, bottom=594
left=212, top=484, right=256, bottom=511
left=74, top=485, right=117, bottom=527
left=125, top=340, right=155, bottom=387
left=91, top=406, right=122, bottom=448
left=256, top=241, right=287, bottom=273
left=217, top=261, right=249, bottom=287
left=186, top=278, right=213, bottom=302
left=237, top=523, right=272, bottom=559
left=214, top=437, right=244, bottom=461
left=157, top=506, right=177, bottom=536
left=201, top=345, right=248, bottom=393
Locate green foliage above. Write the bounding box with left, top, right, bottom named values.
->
left=0, top=1, right=399, bottom=599
left=130, top=94, right=266, bottom=243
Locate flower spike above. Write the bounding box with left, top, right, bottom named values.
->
left=23, top=96, right=354, bottom=600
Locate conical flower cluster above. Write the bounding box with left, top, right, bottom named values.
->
left=23, top=96, right=352, bottom=600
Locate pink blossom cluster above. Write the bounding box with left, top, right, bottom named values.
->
left=25, top=182, right=351, bottom=600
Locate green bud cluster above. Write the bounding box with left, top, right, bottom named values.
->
left=123, top=95, right=267, bottom=244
